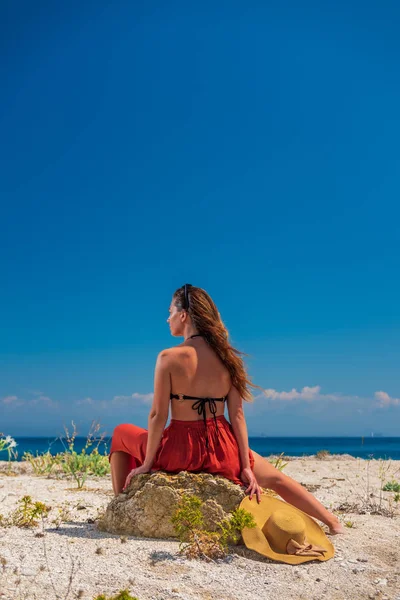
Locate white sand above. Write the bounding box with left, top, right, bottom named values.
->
left=1, top=457, right=400, bottom=600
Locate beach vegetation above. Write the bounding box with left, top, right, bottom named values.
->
left=22, top=450, right=60, bottom=476
left=93, top=591, right=139, bottom=600
left=315, top=449, right=330, bottom=459
left=171, top=494, right=256, bottom=561
left=20, top=421, right=110, bottom=487
left=51, top=502, right=73, bottom=529
left=338, top=457, right=400, bottom=518
left=1, top=495, right=50, bottom=528
left=382, top=480, right=400, bottom=493
left=58, top=420, right=110, bottom=488
left=268, top=452, right=289, bottom=471
left=0, top=433, right=18, bottom=472
left=344, top=520, right=355, bottom=528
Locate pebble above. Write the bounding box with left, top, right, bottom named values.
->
left=374, top=578, right=388, bottom=586
left=21, top=568, right=36, bottom=577
left=357, top=557, right=368, bottom=562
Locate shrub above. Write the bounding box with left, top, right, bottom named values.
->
left=22, top=451, right=59, bottom=476
left=2, top=495, right=50, bottom=528
left=93, top=591, right=139, bottom=600
left=58, top=420, right=110, bottom=488
left=171, top=494, right=256, bottom=561
left=315, top=449, right=330, bottom=460
left=382, top=480, right=400, bottom=493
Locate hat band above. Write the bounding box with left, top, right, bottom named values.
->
left=286, top=539, right=327, bottom=557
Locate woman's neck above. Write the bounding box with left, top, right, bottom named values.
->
left=184, top=331, right=201, bottom=341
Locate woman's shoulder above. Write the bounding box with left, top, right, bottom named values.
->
left=156, top=344, right=188, bottom=363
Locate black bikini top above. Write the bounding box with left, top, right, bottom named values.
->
left=170, top=334, right=227, bottom=448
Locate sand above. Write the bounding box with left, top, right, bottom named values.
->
left=0, top=456, right=399, bottom=600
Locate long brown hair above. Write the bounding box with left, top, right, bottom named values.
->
left=173, top=285, right=257, bottom=401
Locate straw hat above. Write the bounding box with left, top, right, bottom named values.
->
left=240, top=495, right=334, bottom=564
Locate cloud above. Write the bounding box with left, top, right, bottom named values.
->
left=110, top=393, right=154, bottom=406
left=131, top=392, right=154, bottom=405
left=1, top=392, right=58, bottom=409
left=260, top=385, right=343, bottom=402
left=31, top=394, right=56, bottom=407
left=71, top=392, right=154, bottom=410
left=75, top=397, right=95, bottom=406
left=375, top=391, right=400, bottom=408
left=2, top=395, right=19, bottom=405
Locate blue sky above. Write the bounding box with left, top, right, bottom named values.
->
left=1, top=1, right=399, bottom=438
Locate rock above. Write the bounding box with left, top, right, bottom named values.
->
left=98, top=471, right=246, bottom=539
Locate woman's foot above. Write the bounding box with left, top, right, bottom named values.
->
left=327, top=518, right=345, bottom=535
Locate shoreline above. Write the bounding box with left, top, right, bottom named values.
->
left=5, top=453, right=400, bottom=464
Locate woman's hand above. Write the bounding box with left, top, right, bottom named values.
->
left=240, top=467, right=262, bottom=503
left=123, top=464, right=151, bottom=491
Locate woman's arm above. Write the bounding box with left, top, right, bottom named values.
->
left=142, top=350, right=171, bottom=469
left=226, top=385, right=251, bottom=470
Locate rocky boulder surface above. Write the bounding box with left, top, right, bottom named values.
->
left=98, top=471, right=246, bottom=538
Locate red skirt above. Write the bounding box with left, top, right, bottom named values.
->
left=109, top=415, right=255, bottom=486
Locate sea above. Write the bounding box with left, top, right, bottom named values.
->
left=5, top=436, right=400, bottom=461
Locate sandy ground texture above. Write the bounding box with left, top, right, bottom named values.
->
left=1, top=456, right=400, bottom=600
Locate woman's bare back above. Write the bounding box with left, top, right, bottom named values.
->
left=168, top=338, right=231, bottom=421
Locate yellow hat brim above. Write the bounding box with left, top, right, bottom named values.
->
left=240, top=495, right=335, bottom=565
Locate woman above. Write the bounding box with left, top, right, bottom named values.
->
left=109, top=284, right=344, bottom=534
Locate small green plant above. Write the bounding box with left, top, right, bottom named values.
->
left=268, top=452, right=288, bottom=471
left=4, top=495, right=50, bottom=528
left=383, top=480, right=400, bottom=493
left=93, top=591, right=139, bottom=600
left=171, top=494, right=256, bottom=561
left=218, top=508, right=258, bottom=549
left=316, top=449, right=331, bottom=460
left=0, top=433, right=18, bottom=472
left=22, top=450, right=59, bottom=476
left=344, top=520, right=355, bottom=528
left=59, top=420, right=110, bottom=488
left=51, top=502, right=73, bottom=529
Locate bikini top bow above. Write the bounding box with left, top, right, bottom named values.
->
left=169, top=393, right=227, bottom=448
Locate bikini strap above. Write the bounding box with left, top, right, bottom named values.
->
left=170, top=393, right=226, bottom=402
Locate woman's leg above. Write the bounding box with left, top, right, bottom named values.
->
left=251, top=450, right=344, bottom=534
left=109, top=423, right=148, bottom=496
left=110, top=451, right=133, bottom=496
